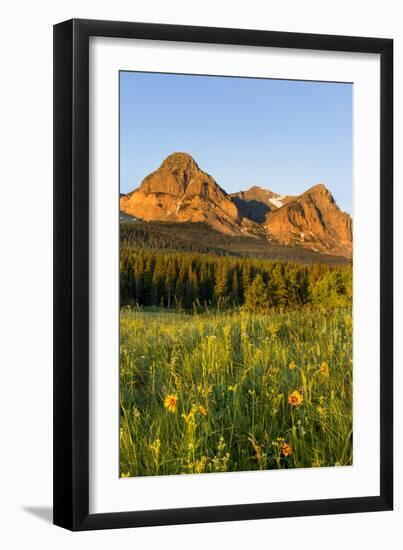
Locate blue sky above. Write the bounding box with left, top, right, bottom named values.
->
left=120, top=71, right=352, bottom=214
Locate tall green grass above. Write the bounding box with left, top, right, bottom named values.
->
left=120, top=306, right=352, bottom=476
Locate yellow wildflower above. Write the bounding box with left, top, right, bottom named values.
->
left=319, top=361, right=329, bottom=376
left=198, top=405, right=207, bottom=417
left=288, top=390, right=303, bottom=406
left=194, top=456, right=208, bottom=473
left=150, top=438, right=161, bottom=466
left=164, top=394, right=178, bottom=413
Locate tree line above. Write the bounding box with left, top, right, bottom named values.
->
left=120, top=247, right=352, bottom=312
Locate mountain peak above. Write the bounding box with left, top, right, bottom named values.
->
left=120, top=152, right=240, bottom=234
left=160, top=152, right=200, bottom=171
left=265, top=182, right=351, bottom=256
left=302, top=183, right=338, bottom=210
left=247, top=185, right=269, bottom=193
left=138, top=152, right=200, bottom=197
left=304, top=182, right=330, bottom=196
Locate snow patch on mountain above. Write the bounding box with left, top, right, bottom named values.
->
left=269, top=195, right=285, bottom=208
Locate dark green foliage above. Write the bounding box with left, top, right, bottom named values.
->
left=120, top=245, right=352, bottom=312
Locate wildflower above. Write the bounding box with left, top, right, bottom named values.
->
left=217, top=436, right=227, bottom=453
left=150, top=438, right=161, bottom=453
left=198, top=405, right=207, bottom=417
left=288, top=361, right=297, bottom=370
left=272, top=437, right=285, bottom=448
left=150, top=438, right=161, bottom=466
left=288, top=390, right=303, bottom=406
left=182, top=405, right=198, bottom=430
left=194, top=456, right=208, bottom=473
left=164, top=393, right=178, bottom=413
left=319, top=361, right=329, bottom=376
left=120, top=471, right=131, bottom=478
left=281, top=442, right=293, bottom=457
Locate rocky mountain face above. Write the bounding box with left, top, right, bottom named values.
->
left=120, top=152, right=352, bottom=258
left=264, top=184, right=352, bottom=257
left=120, top=153, right=240, bottom=235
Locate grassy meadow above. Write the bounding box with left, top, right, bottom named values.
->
left=119, top=305, right=352, bottom=477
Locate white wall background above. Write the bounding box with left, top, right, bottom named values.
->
left=0, top=1, right=400, bottom=548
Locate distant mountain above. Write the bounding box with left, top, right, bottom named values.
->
left=230, top=186, right=295, bottom=223
left=120, top=152, right=352, bottom=258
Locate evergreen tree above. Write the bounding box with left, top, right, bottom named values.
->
left=199, top=262, right=211, bottom=305
left=165, top=258, right=177, bottom=308
left=134, top=254, right=145, bottom=304
left=231, top=269, right=240, bottom=305
left=189, top=267, right=200, bottom=307
left=286, top=268, right=300, bottom=307
left=151, top=255, right=166, bottom=306
left=241, top=262, right=252, bottom=301
left=214, top=262, right=229, bottom=306
left=268, top=264, right=288, bottom=308
left=143, top=255, right=155, bottom=305
left=174, top=263, right=187, bottom=308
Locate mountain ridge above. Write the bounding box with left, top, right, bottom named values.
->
left=120, top=152, right=352, bottom=258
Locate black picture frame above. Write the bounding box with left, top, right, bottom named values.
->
left=53, top=18, right=393, bottom=531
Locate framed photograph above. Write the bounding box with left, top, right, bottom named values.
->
left=53, top=19, right=393, bottom=530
